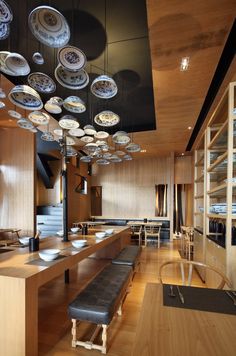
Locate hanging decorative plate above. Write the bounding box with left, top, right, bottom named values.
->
left=44, top=101, right=62, bottom=114
left=28, top=111, right=50, bottom=125
left=112, top=131, right=130, bottom=145
left=28, top=6, right=70, bottom=48
left=0, top=0, right=13, bottom=23
left=0, top=51, right=15, bottom=75
left=84, top=125, right=96, bottom=135
left=0, top=22, right=10, bottom=40
left=80, top=135, right=94, bottom=143
left=8, top=85, right=43, bottom=110
left=90, top=151, right=102, bottom=158
left=8, top=110, right=21, bottom=119
left=5, top=52, right=30, bottom=76
left=84, top=143, right=99, bottom=152
left=0, top=88, right=6, bottom=98
left=63, top=96, right=86, bottom=113
left=109, top=155, right=122, bottom=163
left=91, top=75, right=118, bottom=99
left=94, top=110, right=120, bottom=127
left=94, top=131, right=109, bottom=139
left=96, top=159, right=110, bottom=165
left=41, top=131, right=54, bottom=141
left=0, top=100, right=5, bottom=108
left=96, top=140, right=107, bottom=146
left=59, top=115, right=79, bottom=129
left=28, top=72, right=56, bottom=93
left=68, top=128, right=85, bottom=137
left=17, top=118, right=34, bottom=130
left=115, top=150, right=125, bottom=156
left=32, top=52, right=44, bottom=65
left=103, top=152, right=113, bottom=159
left=58, top=46, right=86, bottom=71
left=80, top=156, right=91, bottom=163
left=123, top=154, right=132, bottom=161
left=55, top=64, right=89, bottom=90
left=125, top=143, right=141, bottom=152
left=64, top=147, right=78, bottom=157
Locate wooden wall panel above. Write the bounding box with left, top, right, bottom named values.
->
left=67, top=161, right=91, bottom=227
left=36, top=160, right=61, bottom=206
left=0, top=128, right=35, bottom=235
left=175, top=156, right=193, bottom=184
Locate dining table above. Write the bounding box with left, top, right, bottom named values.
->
left=0, top=225, right=130, bottom=356
left=132, top=283, right=236, bottom=356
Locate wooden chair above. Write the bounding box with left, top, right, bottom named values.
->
left=184, top=226, right=194, bottom=260
left=144, top=225, right=161, bottom=248
left=130, top=225, right=142, bottom=246
left=158, top=260, right=232, bottom=289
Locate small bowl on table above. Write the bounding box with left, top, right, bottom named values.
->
left=71, top=227, right=80, bottom=234
left=95, top=232, right=106, bottom=239
left=105, top=229, right=114, bottom=235
left=71, top=239, right=87, bottom=248
left=39, top=249, right=60, bottom=261
left=57, top=230, right=64, bottom=237
left=19, top=237, right=31, bottom=245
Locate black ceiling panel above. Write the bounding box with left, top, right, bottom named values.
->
left=0, top=0, right=156, bottom=134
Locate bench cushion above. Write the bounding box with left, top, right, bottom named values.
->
left=112, top=245, right=141, bottom=267
left=68, top=264, right=132, bottom=325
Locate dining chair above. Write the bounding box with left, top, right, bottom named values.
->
left=158, top=260, right=232, bottom=289
left=144, top=225, right=161, bottom=248
left=130, top=225, right=142, bottom=246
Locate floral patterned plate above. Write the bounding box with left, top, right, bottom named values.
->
left=94, top=110, right=120, bottom=127
left=91, top=75, right=118, bottom=99
left=0, top=22, right=10, bottom=40
left=0, top=0, right=13, bottom=23
left=55, top=64, right=89, bottom=90
left=58, top=46, right=86, bottom=71
left=8, top=86, right=43, bottom=110
left=28, top=72, right=56, bottom=93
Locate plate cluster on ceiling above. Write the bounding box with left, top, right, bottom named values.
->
left=0, top=3, right=143, bottom=161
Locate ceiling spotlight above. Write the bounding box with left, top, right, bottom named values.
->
left=188, top=126, right=192, bottom=130
left=180, top=57, right=190, bottom=71
left=181, top=153, right=185, bottom=156
left=140, top=149, right=146, bottom=153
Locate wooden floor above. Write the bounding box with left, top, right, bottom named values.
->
left=38, top=240, right=204, bottom=356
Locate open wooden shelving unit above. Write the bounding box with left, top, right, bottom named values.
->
left=193, top=81, right=236, bottom=288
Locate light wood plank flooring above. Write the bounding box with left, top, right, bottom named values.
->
left=38, top=240, right=203, bottom=355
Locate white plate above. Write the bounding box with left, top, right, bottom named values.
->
left=8, top=86, right=43, bottom=110
left=84, top=125, right=96, bottom=135
left=32, top=52, right=44, bottom=65
left=113, top=134, right=130, bottom=145
left=44, top=101, right=62, bottom=114
left=28, top=111, right=50, bottom=125
left=91, top=75, right=118, bottom=99
left=63, top=96, right=86, bottom=113
left=94, top=131, right=109, bottom=139
left=80, top=156, right=91, bottom=163
left=94, top=111, right=120, bottom=127
left=0, top=51, right=15, bottom=75
left=0, top=0, right=13, bottom=23
left=5, top=53, right=30, bottom=76
left=58, top=46, right=86, bottom=71
left=55, top=64, right=89, bottom=90
left=59, top=115, right=79, bottom=129
left=123, top=154, right=132, bottom=161
left=0, top=22, right=10, bottom=40
left=80, top=136, right=94, bottom=143
left=17, top=118, right=34, bottom=130
left=96, top=159, right=110, bottom=165
left=28, top=6, right=70, bottom=48
left=84, top=143, right=99, bottom=152
left=28, top=72, right=56, bottom=93
left=126, top=143, right=141, bottom=152
left=68, top=128, right=85, bottom=137
left=8, top=110, right=21, bottom=119
left=109, top=155, right=122, bottom=163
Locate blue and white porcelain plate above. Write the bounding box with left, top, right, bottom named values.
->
left=55, top=64, right=89, bottom=90
left=94, top=110, right=120, bottom=127
left=0, top=51, right=15, bottom=75
left=28, top=6, right=70, bottom=48
left=58, top=46, right=86, bottom=71
left=63, top=96, right=86, bottom=113
left=28, top=72, right=56, bottom=93
left=28, top=111, right=50, bottom=125
left=0, top=0, right=13, bottom=23
left=8, top=86, right=43, bottom=111
left=91, top=75, right=118, bottom=99
left=0, top=22, right=10, bottom=40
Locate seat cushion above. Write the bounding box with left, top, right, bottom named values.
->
left=112, top=245, right=141, bottom=267
left=68, top=264, right=132, bottom=325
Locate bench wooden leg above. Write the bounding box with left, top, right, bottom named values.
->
left=101, top=324, right=108, bottom=354
left=71, top=318, right=77, bottom=348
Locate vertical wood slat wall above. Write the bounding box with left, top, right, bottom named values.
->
left=0, top=128, right=35, bottom=235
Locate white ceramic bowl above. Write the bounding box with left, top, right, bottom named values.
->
left=71, top=240, right=87, bottom=248
left=19, top=237, right=31, bottom=245
left=105, top=229, right=114, bottom=235
left=95, top=232, right=106, bottom=239
left=57, top=230, right=63, bottom=237
left=71, top=227, right=79, bottom=233
left=39, top=249, right=60, bottom=261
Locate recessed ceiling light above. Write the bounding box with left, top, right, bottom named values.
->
left=140, top=149, right=146, bottom=153
left=181, top=153, right=184, bottom=156
left=180, top=57, right=190, bottom=71
left=188, top=126, right=192, bottom=130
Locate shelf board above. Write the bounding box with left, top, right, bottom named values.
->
left=207, top=152, right=227, bottom=172
left=207, top=183, right=227, bottom=195
left=208, top=120, right=228, bottom=149
left=194, top=212, right=203, bottom=215
left=194, top=195, right=204, bottom=199
left=194, top=174, right=204, bottom=183
left=195, top=155, right=204, bottom=167
left=207, top=214, right=226, bottom=219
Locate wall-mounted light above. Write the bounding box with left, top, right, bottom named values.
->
left=180, top=57, right=190, bottom=71
left=140, top=149, right=146, bottom=153
left=188, top=126, right=192, bottom=130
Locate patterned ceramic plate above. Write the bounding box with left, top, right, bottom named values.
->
left=125, top=143, right=141, bottom=152
left=80, top=136, right=94, bottom=143
left=94, top=131, right=109, bottom=139
left=94, top=110, right=120, bottom=127
left=68, top=128, right=85, bottom=137
left=5, top=53, right=30, bottom=76
left=0, top=0, right=13, bottom=23
left=109, top=155, right=122, bottom=163
left=84, top=143, right=99, bottom=152
left=80, top=156, right=91, bottom=163
left=44, top=101, right=62, bottom=114
left=112, top=131, right=130, bottom=145
left=123, top=154, right=132, bottom=161
left=32, top=52, right=44, bottom=65
left=0, top=51, right=17, bottom=75
left=17, top=118, right=34, bottom=130
left=115, top=150, right=125, bottom=156
left=58, top=46, right=86, bottom=71
left=63, top=96, right=86, bottom=113
left=41, top=131, right=54, bottom=141
left=84, top=125, right=96, bottom=135
left=59, top=115, right=79, bottom=129
left=8, top=110, right=21, bottom=119
left=0, top=22, right=10, bottom=40
left=28, top=111, right=50, bottom=125
left=8, top=86, right=43, bottom=110
left=96, top=159, right=110, bottom=165
left=28, top=6, right=70, bottom=48
left=55, top=64, right=89, bottom=90
left=28, top=72, right=56, bottom=93
left=91, top=75, right=118, bottom=99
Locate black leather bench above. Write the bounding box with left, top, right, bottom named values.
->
left=112, top=245, right=141, bottom=272
left=68, top=263, right=132, bottom=354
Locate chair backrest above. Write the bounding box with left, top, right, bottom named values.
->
left=158, top=260, right=232, bottom=289
left=131, top=225, right=142, bottom=234
left=144, top=225, right=160, bottom=235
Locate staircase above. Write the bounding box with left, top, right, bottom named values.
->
left=37, top=205, right=63, bottom=238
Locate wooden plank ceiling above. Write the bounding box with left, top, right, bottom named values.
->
left=0, top=0, right=235, bottom=157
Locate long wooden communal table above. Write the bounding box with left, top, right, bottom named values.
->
left=0, top=226, right=130, bottom=356
left=132, top=283, right=236, bottom=356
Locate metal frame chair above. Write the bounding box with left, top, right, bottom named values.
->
left=158, top=260, right=232, bottom=289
